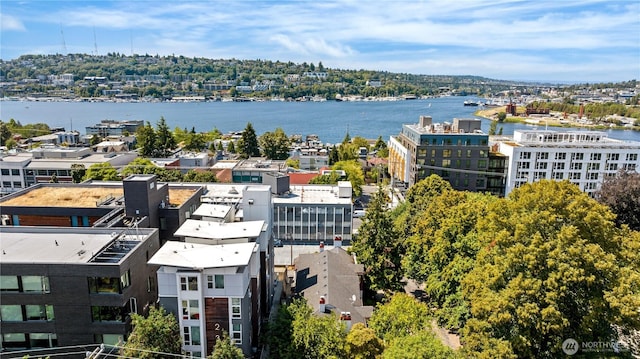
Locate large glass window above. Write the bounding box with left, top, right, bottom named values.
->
left=120, top=271, right=131, bottom=290
left=1, top=305, right=23, bottom=321
left=2, top=333, right=27, bottom=350
left=22, top=276, right=50, bottom=293
left=29, top=333, right=57, bottom=348
left=0, top=276, right=19, bottom=292
left=88, top=277, right=120, bottom=294
left=183, top=326, right=200, bottom=345
left=215, top=275, right=224, bottom=289
left=25, top=305, right=54, bottom=321
left=91, top=306, right=125, bottom=322
left=231, top=323, right=242, bottom=345
left=182, top=300, right=200, bottom=320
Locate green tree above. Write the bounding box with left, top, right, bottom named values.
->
left=70, top=164, right=86, bottom=183
left=497, top=111, right=507, bottom=122
left=155, top=117, right=176, bottom=157
left=183, top=170, right=217, bottom=183
left=309, top=171, right=342, bottom=185
left=209, top=331, right=244, bottom=359
left=350, top=187, right=404, bottom=293
left=183, top=128, right=206, bottom=152
left=122, top=306, right=182, bottom=359
left=345, top=323, right=384, bottom=359
left=402, top=191, right=496, bottom=330
left=90, top=134, right=102, bottom=146
left=368, top=293, right=431, bottom=342
left=0, top=120, right=12, bottom=146
left=136, top=122, right=157, bottom=157
left=122, top=158, right=162, bottom=177
left=288, top=298, right=347, bottom=359
left=329, top=145, right=339, bottom=165
left=462, top=180, right=640, bottom=358
left=266, top=302, right=297, bottom=359
left=227, top=141, right=236, bottom=154
left=84, top=162, right=120, bottom=181
left=394, top=175, right=453, bottom=238
left=597, top=170, right=640, bottom=231
left=338, top=142, right=359, bottom=162
left=285, top=158, right=300, bottom=169
left=49, top=173, right=59, bottom=183
left=259, top=127, right=290, bottom=160
left=488, top=120, right=498, bottom=135
left=382, top=330, right=458, bottom=359
left=333, top=160, right=365, bottom=197
left=239, top=122, right=260, bottom=158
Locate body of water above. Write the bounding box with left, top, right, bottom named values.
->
left=1, top=97, right=639, bottom=144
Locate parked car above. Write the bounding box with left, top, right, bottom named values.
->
left=353, top=209, right=366, bottom=218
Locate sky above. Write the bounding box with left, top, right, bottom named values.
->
left=1, top=0, right=639, bottom=83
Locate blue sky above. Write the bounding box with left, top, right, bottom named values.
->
left=1, top=0, right=638, bottom=83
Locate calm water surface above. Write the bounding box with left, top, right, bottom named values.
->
left=1, top=97, right=638, bottom=144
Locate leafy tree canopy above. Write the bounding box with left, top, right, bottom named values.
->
left=122, top=306, right=182, bottom=359
left=259, top=127, right=290, bottom=160
left=84, top=162, right=120, bottom=181
left=597, top=170, right=640, bottom=231
left=368, top=293, right=431, bottom=342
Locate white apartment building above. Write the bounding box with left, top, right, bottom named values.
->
left=496, top=130, right=640, bottom=196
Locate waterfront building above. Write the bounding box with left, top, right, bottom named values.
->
left=85, top=120, right=144, bottom=138
left=0, top=226, right=161, bottom=353
left=495, top=130, right=640, bottom=196
left=389, top=116, right=507, bottom=195
left=0, top=153, right=31, bottom=196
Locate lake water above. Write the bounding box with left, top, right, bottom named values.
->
left=1, top=97, right=639, bottom=144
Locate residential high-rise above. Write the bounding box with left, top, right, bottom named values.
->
left=389, top=116, right=506, bottom=195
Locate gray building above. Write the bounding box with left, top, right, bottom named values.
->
left=0, top=226, right=161, bottom=353
left=85, top=120, right=144, bottom=138
left=389, top=116, right=506, bottom=195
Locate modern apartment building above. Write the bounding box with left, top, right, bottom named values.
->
left=0, top=226, right=160, bottom=353
left=495, top=130, right=640, bottom=196
left=150, top=185, right=274, bottom=357
left=389, top=116, right=507, bottom=195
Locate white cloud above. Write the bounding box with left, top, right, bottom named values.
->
left=1, top=13, right=25, bottom=31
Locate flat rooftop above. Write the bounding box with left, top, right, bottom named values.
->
left=174, top=219, right=265, bottom=240
left=273, top=184, right=352, bottom=205
left=149, top=241, right=257, bottom=269
left=193, top=203, right=233, bottom=219
left=0, top=184, right=199, bottom=207
left=0, top=227, right=154, bottom=264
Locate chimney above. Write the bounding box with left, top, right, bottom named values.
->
left=319, top=241, right=325, bottom=252
left=319, top=296, right=326, bottom=313
left=334, top=236, right=342, bottom=248
left=340, top=311, right=352, bottom=330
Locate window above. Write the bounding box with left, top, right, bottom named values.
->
left=26, top=305, right=54, bottom=321
left=588, top=173, right=599, bottom=180
left=571, top=153, right=584, bottom=161
left=466, top=150, right=472, bottom=158
left=477, top=160, right=487, bottom=168
left=569, top=163, right=582, bottom=170
left=627, top=153, right=638, bottom=161
left=215, top=275, right=224, bottom=289
left=552, top=172, right=564, bottom=180
left=536, top=152, right=549, bottom=160
left=2, top=333, right=27, bottom=350
left=29, top=333, right=57, bottom=348
left=182, top=300, right=200, bottom=320
left=91, top=306, right=125, bottom=322
left=181, top=276, right=198, bottom=291
left=517, top=162, right=530, bottom=169
left=520, top=152, right=531, bottom=160
left=1, top=169, right=9, bottom=175
left=1, top=305, right=23, bottom=321
left=231, top=323, right=242, bottom=345
left=591, top=153, right=602, bottom=161
left=183, top=326, right=201, bottom=346
left=606, top=153, right=620, bottom=161
left=0, top=276, right=19, bottom=292
left=94, top=334, right=124, bottom=346
left=442, top=149, right=451, bottom=158
left=535, top=162, right=547, bottom=170
left=569, top=173, right=581, bottom=180
left=441, top=159, right=451, bottom=168
left=606, top=163, right=618, bottom=171
left=553, top=162, right=565, bottom=170
left=0, top=276, right=50, bottom=293
left=147, top=276, right=156, bottom=293
left=120, top=271, right=131, bottom=290
left=231, top=298, right=241, bottom=319
left=11, top=169, right=19, bottom=176
left=479, top=150, right=487, bottom=158
left=555, top=153, right=567, bottom=160
left=88, top=277, right=120, bottom=294
left=587, top=163, right=600, bottom=171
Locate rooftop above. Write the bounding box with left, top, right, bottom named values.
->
left=273, top=184, right=352, bottom=205
left=193, top=203, right=233, bottom=219
left=0, top=183, right=199, bottom=207
left=174, top=219, right=265, bottom=241
left=0, top=226, right=155, bottom=264
left=148, top=241, right=257, bottom=269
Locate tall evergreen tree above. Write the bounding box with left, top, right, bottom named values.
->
left=155, top=117, right=176, bottom=157
left=350, top=186, right=404, bottom=292
left=239, top=122, right=260, bottom=158
left=136, top=121, right=157, bottom=157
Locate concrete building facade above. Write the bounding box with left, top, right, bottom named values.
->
left=495, top=130, right=640, bottom=196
